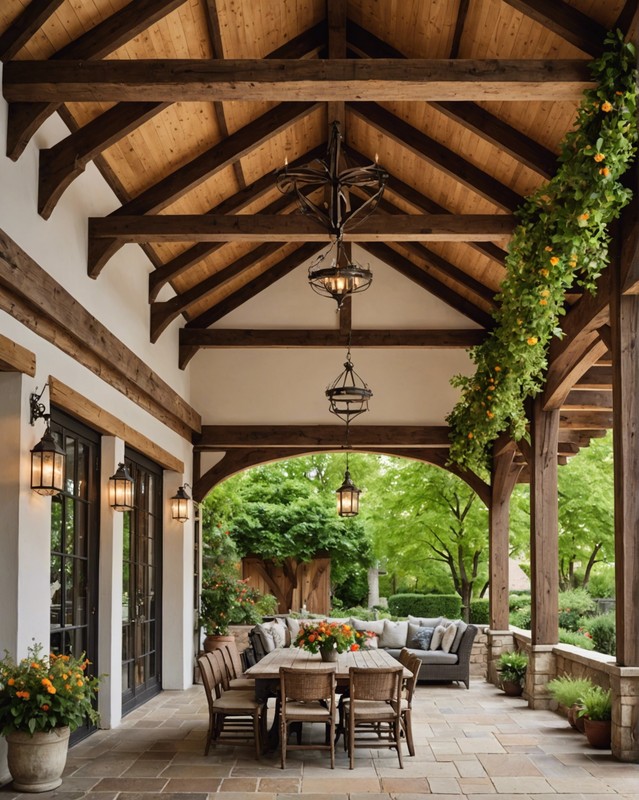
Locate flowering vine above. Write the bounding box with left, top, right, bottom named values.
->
left=447, top=30, right=637, bottom=474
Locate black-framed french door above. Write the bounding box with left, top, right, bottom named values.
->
left=49, top=409, right=100, bottom=744
left=121, top=449, right=163, bottom=714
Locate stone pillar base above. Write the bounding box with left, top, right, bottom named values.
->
left=609, top=665, right=639, bottom=762
left=525, top=644, right=556, bottom=709
left=486, top=629, right=515, bottom=686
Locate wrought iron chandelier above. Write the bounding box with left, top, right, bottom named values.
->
left=325, top=347, right=373, bottom=425
left=276, top=121, right=387, bottom=305
left=336, top=451, right=361, bottom=517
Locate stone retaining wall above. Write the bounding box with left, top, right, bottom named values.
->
left=470, top=625, right=488, bottom=679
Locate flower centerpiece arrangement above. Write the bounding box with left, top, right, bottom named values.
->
left=294, top=621, right=371, bottom=662
left=0, top=643, right=100, bottom=792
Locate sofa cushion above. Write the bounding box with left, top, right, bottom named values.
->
left=450, top=620, right=468, bottom=653
left=407, top=622, right=422, bottom=647
left=408, top=615, right=443, bottom=628
left=440, top=623, right=457, bottom=653
left=285, top=617, right=301, bottom=639
left=412, top=627, right=435, bottom=650
left=404, top=648, right=459, bottom=665
left=379, top=619, right=408, bottom=649
left=255, top=623, right=276, bottom=653
left=352, top=618, right=385, bottom=637
left=430, top=624, right=447, bottom=651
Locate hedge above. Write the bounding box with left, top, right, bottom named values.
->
left=469, top=598, right=490, bottom=625
left=388, top=593, right=462, bottom=619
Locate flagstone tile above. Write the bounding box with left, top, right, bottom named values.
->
left=380, top=776, right=431, bottom=792
left=490, top=776, right=555, bottom=793
left=301, top=776, right=381, bottom=792
left=257, top=777, right=301, bottom=792
left=477, top=754, right=542, bottom=777
left=218, top=778, right=259, bottom=791
left=91, top=778, right=169, bottom=792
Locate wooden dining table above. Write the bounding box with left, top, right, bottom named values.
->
left=245, top=647, right=411, bottom=751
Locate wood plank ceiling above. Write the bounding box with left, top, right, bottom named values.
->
left=1, top=0, right=635, bottom=466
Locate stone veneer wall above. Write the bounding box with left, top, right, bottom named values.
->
left=470, top=625, right=488, bottom=679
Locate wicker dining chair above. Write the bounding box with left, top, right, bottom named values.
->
left=279, top=666, right=337, bottom=769
left=398, top=648, right=422, bottom=756
left=197, top=652, right=265, bottom=759
left=343, top=665, right=404, bottom=769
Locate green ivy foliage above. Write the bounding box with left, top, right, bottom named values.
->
left=448, top=31, right=637, bottom=473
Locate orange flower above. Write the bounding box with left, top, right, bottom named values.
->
left=569, top=261, right=577, bottom=268
left=41, top=678, right=51, bottom=687
left=47, top=685, right=57, bottom=694
left=41, top=704, right=50, bottom=712
left=30, top=662, right=40, bottom=669
left=539, top=299, right=548, bottom=306
left=593, top=153, right=605, bottom=163
left=599, top=167, right=609, bottom=176
left=494, top=365, right=501, bottom=372
left=349, top=643, right=360, bottom=652
left=65, top=684, right=71, bottom=691
left=540, top=289, right=550, bottom=297
left=601, top=101, right=613, bottom=112
left=527, top=336, right=538, bottom=346
left=580, top=212, right=590, bottom=221
left=7, top=678, right=15, bottom=686
left=544, top=246, right=553, bottom=252
left=486, top=410, right=494, bottom=419
left=16, top=691, right=30, bottom=700
left=539, top=268, right=549, bottom=277
left=549, top=256, right=559, bottom=266
left=467, top=432, right=474, bottom=440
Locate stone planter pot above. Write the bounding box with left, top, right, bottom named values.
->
left=203, top=634, right=235, bottom=653
left=319, top=645, right=338, bottom=663
left=583, top=718, right=611, bottom=749
left=7, top=726, right=70, bottom=793
left=501, top=679, right=524, bottom=697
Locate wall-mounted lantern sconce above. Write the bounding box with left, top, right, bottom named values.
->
left=30, top=385, right=65, bottom=496
left=170, top=484, right=191, bottom=523
left=109, top=462, right=135, bottom=511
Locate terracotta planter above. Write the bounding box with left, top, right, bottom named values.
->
left=583, top=718, right=611, bottom=749
left=568, top=704, right=586, bottom=733
left=6, top=726, right=70, bottom=793
left=501, top=679, right=524, bottom=697
left=203, top=634, right=235, bottom=653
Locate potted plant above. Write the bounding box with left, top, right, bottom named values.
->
left=295, top=621, right=371, bottom=662
left=578, top=685, right=612, bottom=749
left=497, top=651, right=528, bottom=696
left=547, top=675, right=593, bottom=732
left=200, top=573, right=238, bottom=650
left=0, top=644, right=100, bottom=792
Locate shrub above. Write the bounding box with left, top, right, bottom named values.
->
left=558, top=628, right=595, bottom=650
left=388, top=593, right=462, bottom=619
left=497, top=651, right=528, bottom=685
left=585, top=614, right=616, bottom=656
left=579, top=685, right=612, bottom=721
left=547, top=675, right=594, bottom=707
left=558, top=588, right=596, bottom=616
left=586, top=568, right=615, bottom=599
left=469, top=598, right=490, bottom=624
left=509, top=608, right=531, bottom=629
left=509, top=592, right=531, bottom=611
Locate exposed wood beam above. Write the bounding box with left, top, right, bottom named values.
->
left=87, top=101, right=319, bottom=276
left=350, top=102, right=522, bottom=211
left=360, top=242, right=493, bottom=328
left=430, top=101, right=556, bottom=179
left=147, top=146, right=324, bottom=301
left=194, top=425, right=452, bottom=449
left=501, top=0, right=606, bottom=57
left=0, top=227, right=200, bottom=438
left=151, top=242, right=282, bottom=341
left=89, top=213, right=516, bottom=243
left=339, top=294, right=352, bottom=336
left=0, top=333, right=36, bottom=376
left=38, top=102, right=168, bottom=219
left=449, top=0, right=470, bottom=59
left=327, top=0, right=347, bottom=127
left=0, top=0, right=65, bottom=61
left=2, top=58, right=594, bottom=103
left=179, top=328, right=485, bottom=349
left=268, top=21, right=328, bottom=59
left=48, top=378, right=184, bottom=473
left=563, top=390, right=613, bottom=411
left=576, top=365, right=612, bottom=388
left=558, top=429, right=608, bottom=443
left=347, top=23, right=557, bottom=180
left=180, top=243, right=324, bottom=366
left=559, top=411, right=613, bottom=429
left=349, top=149, right=508, bottom=268
left=5, top=0, right=186, bottom=160
left=543, top=336, right=609, bottom=410
left=621, top=200, right=639, bottom=294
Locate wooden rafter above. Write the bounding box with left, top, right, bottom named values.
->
left=350, top=102, right=522, bottom=211
left=178, top=328, right=485, bottom=349
left=0, top=332, right=36, bottom=376
left=87, top=101, right=320, bottom=276
left=5, top=0, right=186, bottom=160
left=2, top=58, right=594, bottom=103
left=88, top=213, right=516, bottom=243
left=0, top=0, right=65, bottom=61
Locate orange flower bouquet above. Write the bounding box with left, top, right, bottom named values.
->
left=0, top=643, right=100, bottom=735
left=294, top=621, right=370, bottom=656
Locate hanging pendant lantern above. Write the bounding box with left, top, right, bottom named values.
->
left=336, top=454, right=361, bottom=517
left=308, top=240, right=373, bottom=308
left=326, top=349, right=372, bottom=424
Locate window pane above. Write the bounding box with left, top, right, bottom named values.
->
left=78, top=442, right=90, bottom=501
left=65, top=498, right=75, bottom=554
left=65, top=436, right=76, bottom=496
left=51, top=498, right=63, bottom=553
left=50, top=555, right=62, bottom=627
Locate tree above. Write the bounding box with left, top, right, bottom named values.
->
left=363, top=460, right=489, bottom=619
left=202, top=455, right=374, bottom=610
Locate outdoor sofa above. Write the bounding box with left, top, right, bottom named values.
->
left=248, top=615, right=478, bottom=689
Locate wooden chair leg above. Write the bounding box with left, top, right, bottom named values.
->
left=349, top=718, right=355, bottom=769
left=329, top=717, right=335, bottom=769
left=394, top=718, right=403, bottom=769
left=403, top=709, right=415, bottom=757
left=280, top=718, right=287, bottom=769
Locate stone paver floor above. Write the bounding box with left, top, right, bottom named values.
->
left=1, top=680, right=638, bottom=800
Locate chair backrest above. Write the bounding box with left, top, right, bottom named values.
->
left=280, top=666, right=336, bottom=705
left=403, top=654, right=421, bottom=705
left=398, top=647, right=412, bottom=667
left=219, top=644, right=238, bottom=681
left=223, top=640, right=245, bottom=677
left=197, top=654, right=220, bottom=707
left=208, top=649, right=230, bottom=692
left=349, top=666, right=403, bottom=706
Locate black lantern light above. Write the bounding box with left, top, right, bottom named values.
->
left=171, top=484, right=191, bottom=523
left=29, top=385, right=65, bottom=496
left=307, top=239, right=373, bottom=309
left=109, top=462, right=135, bottom=511
left=336, top=453, right=361, bottom=518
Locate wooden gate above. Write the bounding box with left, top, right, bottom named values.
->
left=241, top=554, right=331, bottom=614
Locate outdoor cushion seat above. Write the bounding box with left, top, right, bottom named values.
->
left=229, top=677, right=256, bottom=690
left=403, top=649, right=459, bottom=665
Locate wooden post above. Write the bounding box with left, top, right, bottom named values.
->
left=489, top=439, right=519, bottom=631
left=529, top=396, right=559, bottom=645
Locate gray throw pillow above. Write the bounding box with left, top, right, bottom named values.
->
left=440, top=623, right=457, bottom=653
left=379, top=619, right=408, bottom=649
left=451, top=620, right=468, bottom=653
left=255, top=623, right=275, bottom=653
left=413, top=627, right=434, bottom=650
left=407, top=622, right=422, bottom=647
